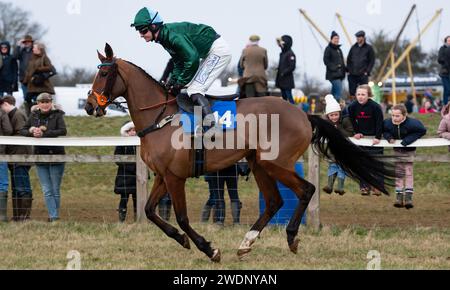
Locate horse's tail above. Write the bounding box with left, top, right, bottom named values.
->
left=307, top=114, right=395, bottom=195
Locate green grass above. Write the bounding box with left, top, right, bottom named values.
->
left=0, top=113, right=449, bottom=269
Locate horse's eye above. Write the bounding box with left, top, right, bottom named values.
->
left=100, top=71, right=108, bottom=77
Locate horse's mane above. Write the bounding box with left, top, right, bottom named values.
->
left=123, top=60, right=167, bottom=91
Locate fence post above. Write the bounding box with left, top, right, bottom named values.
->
left=136, top=146, right=149, bottom=223
left=307, top=146, right=320, bottom=230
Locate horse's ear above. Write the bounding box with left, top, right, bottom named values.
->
left=97, top=50, right=106, bottom=62
left=105, top=43, right=114, bottom=59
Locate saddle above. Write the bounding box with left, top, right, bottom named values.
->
left=176, top=93, right=238, bottom=114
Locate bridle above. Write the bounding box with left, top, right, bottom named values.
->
left=88, top=59, right=127, bottom=114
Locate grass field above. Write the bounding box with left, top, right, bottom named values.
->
left=0, top=112, right=449, bottom=269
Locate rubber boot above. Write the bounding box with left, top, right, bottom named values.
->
left=201, top=203, right=212, bottom=223
left=334, top=178, right=346, bottom=195
left=158, top=199, right=172, bottom=221
left=231, top=201, right=242, bottom=225
left=322, top=174, right=336, bottom=194
left=393, top=190, right=404, bottom=208
left=118, top=208, right=127, bottom=223
left=404, top=190, right=414, bottom=209
left=21, top=196, right=33, bottom=221
left=11, top=196, right=19, bottom=221
left=0, top=192, right=7, bottom=222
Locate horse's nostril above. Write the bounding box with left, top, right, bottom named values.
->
left=85, top=103, right=94, bottom=115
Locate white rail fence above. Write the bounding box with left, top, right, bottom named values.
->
left=1, top=136, right=449, bottom=225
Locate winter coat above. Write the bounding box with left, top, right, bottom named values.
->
left=347, top=99, right=384, bottom=139
left=14, top=45, right=33, bottom=82
left=438, top=44, right=450, bottom=77
left=23, top=53, right=55, bottom=95
left=6, top=108, right=33, bottom=165
left=325, top=115, right=354, bottom=137
left=383, top=117, right=427, bottom=152
left=0, top=109, right=13, bottom=154
left=437, top=104, right=450, bottom=140
left=275, top=36, right=296, bottom=89
left=114, top=145, right=137, bottom=195
left=346, top=42, right=375, bottom=76
left=323, top=42, right=346, bottom=81
left=156, top=22, right=220, bottom=86
left=239, top=45, right=268, bottom=93
left=0, top=41, right=18, bottom=92
left=20, top=105, right=67, bottom=155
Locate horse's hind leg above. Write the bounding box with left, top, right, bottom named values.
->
left=145, top=174, right=190, bottom=250
left=164, top=170, right=221, bottom=263
left=258, top=160, right=315, bottom=254
left=237, top=159, right=284, bottom=259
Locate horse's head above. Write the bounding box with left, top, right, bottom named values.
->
left=85, top=43, right=126, bottom=117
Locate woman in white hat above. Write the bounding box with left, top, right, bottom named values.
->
left=322, top=94, right=354, bottom=195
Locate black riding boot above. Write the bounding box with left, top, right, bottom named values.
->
left=201, top=203, right=212, bottom=223
left=231, top=201, right=242, bottom=225
left=213, top=202, right=225, bottom=226
left=322, top=174, right=336, bottom=194
left=192, top=94, right=216, bottom=132
left=158, top=196, right=172, bottom=221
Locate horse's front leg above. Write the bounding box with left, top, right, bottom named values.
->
left=164, top=170, right=221, bottom=263
left=145, top=174, right=190, bottom=250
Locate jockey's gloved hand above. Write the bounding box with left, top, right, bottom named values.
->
left=167, top=83, right=184, bottom=96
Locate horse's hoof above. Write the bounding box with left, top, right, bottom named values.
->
left=182, top=233, right=191, bottom=250
left=211, top=249, right=221, bottom=263
left=237, top=248, right=252, bottom=260
left=289, top=238, right=300, bottom=254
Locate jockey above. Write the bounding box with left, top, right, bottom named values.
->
left=131, top=7, right=232, bottom=132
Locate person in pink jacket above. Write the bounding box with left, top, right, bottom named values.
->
left=437, top=103, right=450, bottom=152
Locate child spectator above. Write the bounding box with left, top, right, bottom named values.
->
left=114, top=121, right=138, bottom=222
left=419, top=100, right=437, bottom=114
left=322, top=95, right=354, bottom=195
left=437, top=103, right=450, bottom=152
left=383, top=104, right=426, bottom=209
left=347, top=84, right=384, bottom=196
left=20, top=93, right=67, bottom=222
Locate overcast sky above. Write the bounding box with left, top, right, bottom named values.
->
left=5, top=0, right=450, bottom=84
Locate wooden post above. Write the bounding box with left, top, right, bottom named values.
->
left=307, top=146, right=320, bottom=230
left=390, top=52, right=397, bottom=105
left=406, top=53, right=418, bottom=106
left=136, top=146, right=149, bottom=223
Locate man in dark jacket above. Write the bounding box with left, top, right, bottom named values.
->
left=131, top=7, right=232, bottom=135
left=323, top=31, right=346, bottom=101
left=276, top=35, right=296, bottom=104
left=14, top=35, right=34, bottom=98
left=438, top=35, right=450, bottom=105
left=347, top=30, right=375, bottom=98
left=0, top=42, right=18, bottom=96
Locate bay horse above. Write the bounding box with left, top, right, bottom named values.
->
left=85, top=44, right=395, bottom=262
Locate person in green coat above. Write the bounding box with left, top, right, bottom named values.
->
left=131, top=7, right=232, bottom=134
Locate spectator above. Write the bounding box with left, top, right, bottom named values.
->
left=0, top=100, right=13, bottom=222
left=437, top=103, right=450, bottom=152
left=20, top=93, right=67, bottom=222
left=0, top=41, right=18, bottom=96
left=22, top=42, right=56, bottom=116
left=238, top=35, right=268, bottom=98
left=114, top=121, right=138, bottom=222
left=14, top=35, right=34, bottom=98
left=438, top=35, right=450, bottom=105
left=322, top=95, right=354, bottom=195
left=201, top=164, right=242, bottom=225
left=383, top=104, right=426, bottom=209
left=418, top=100, right=437, bottom=114
left=275, top=35, right=296, bottom=104
left=346, top=30, right=375, bottom=98
left=323, top=31, right=346, bottom=101
left=347, top=84, right=384, bottom=196
left=404, top=94, right=415, bottom=114
left=0, top=95, right=33, bottom=221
